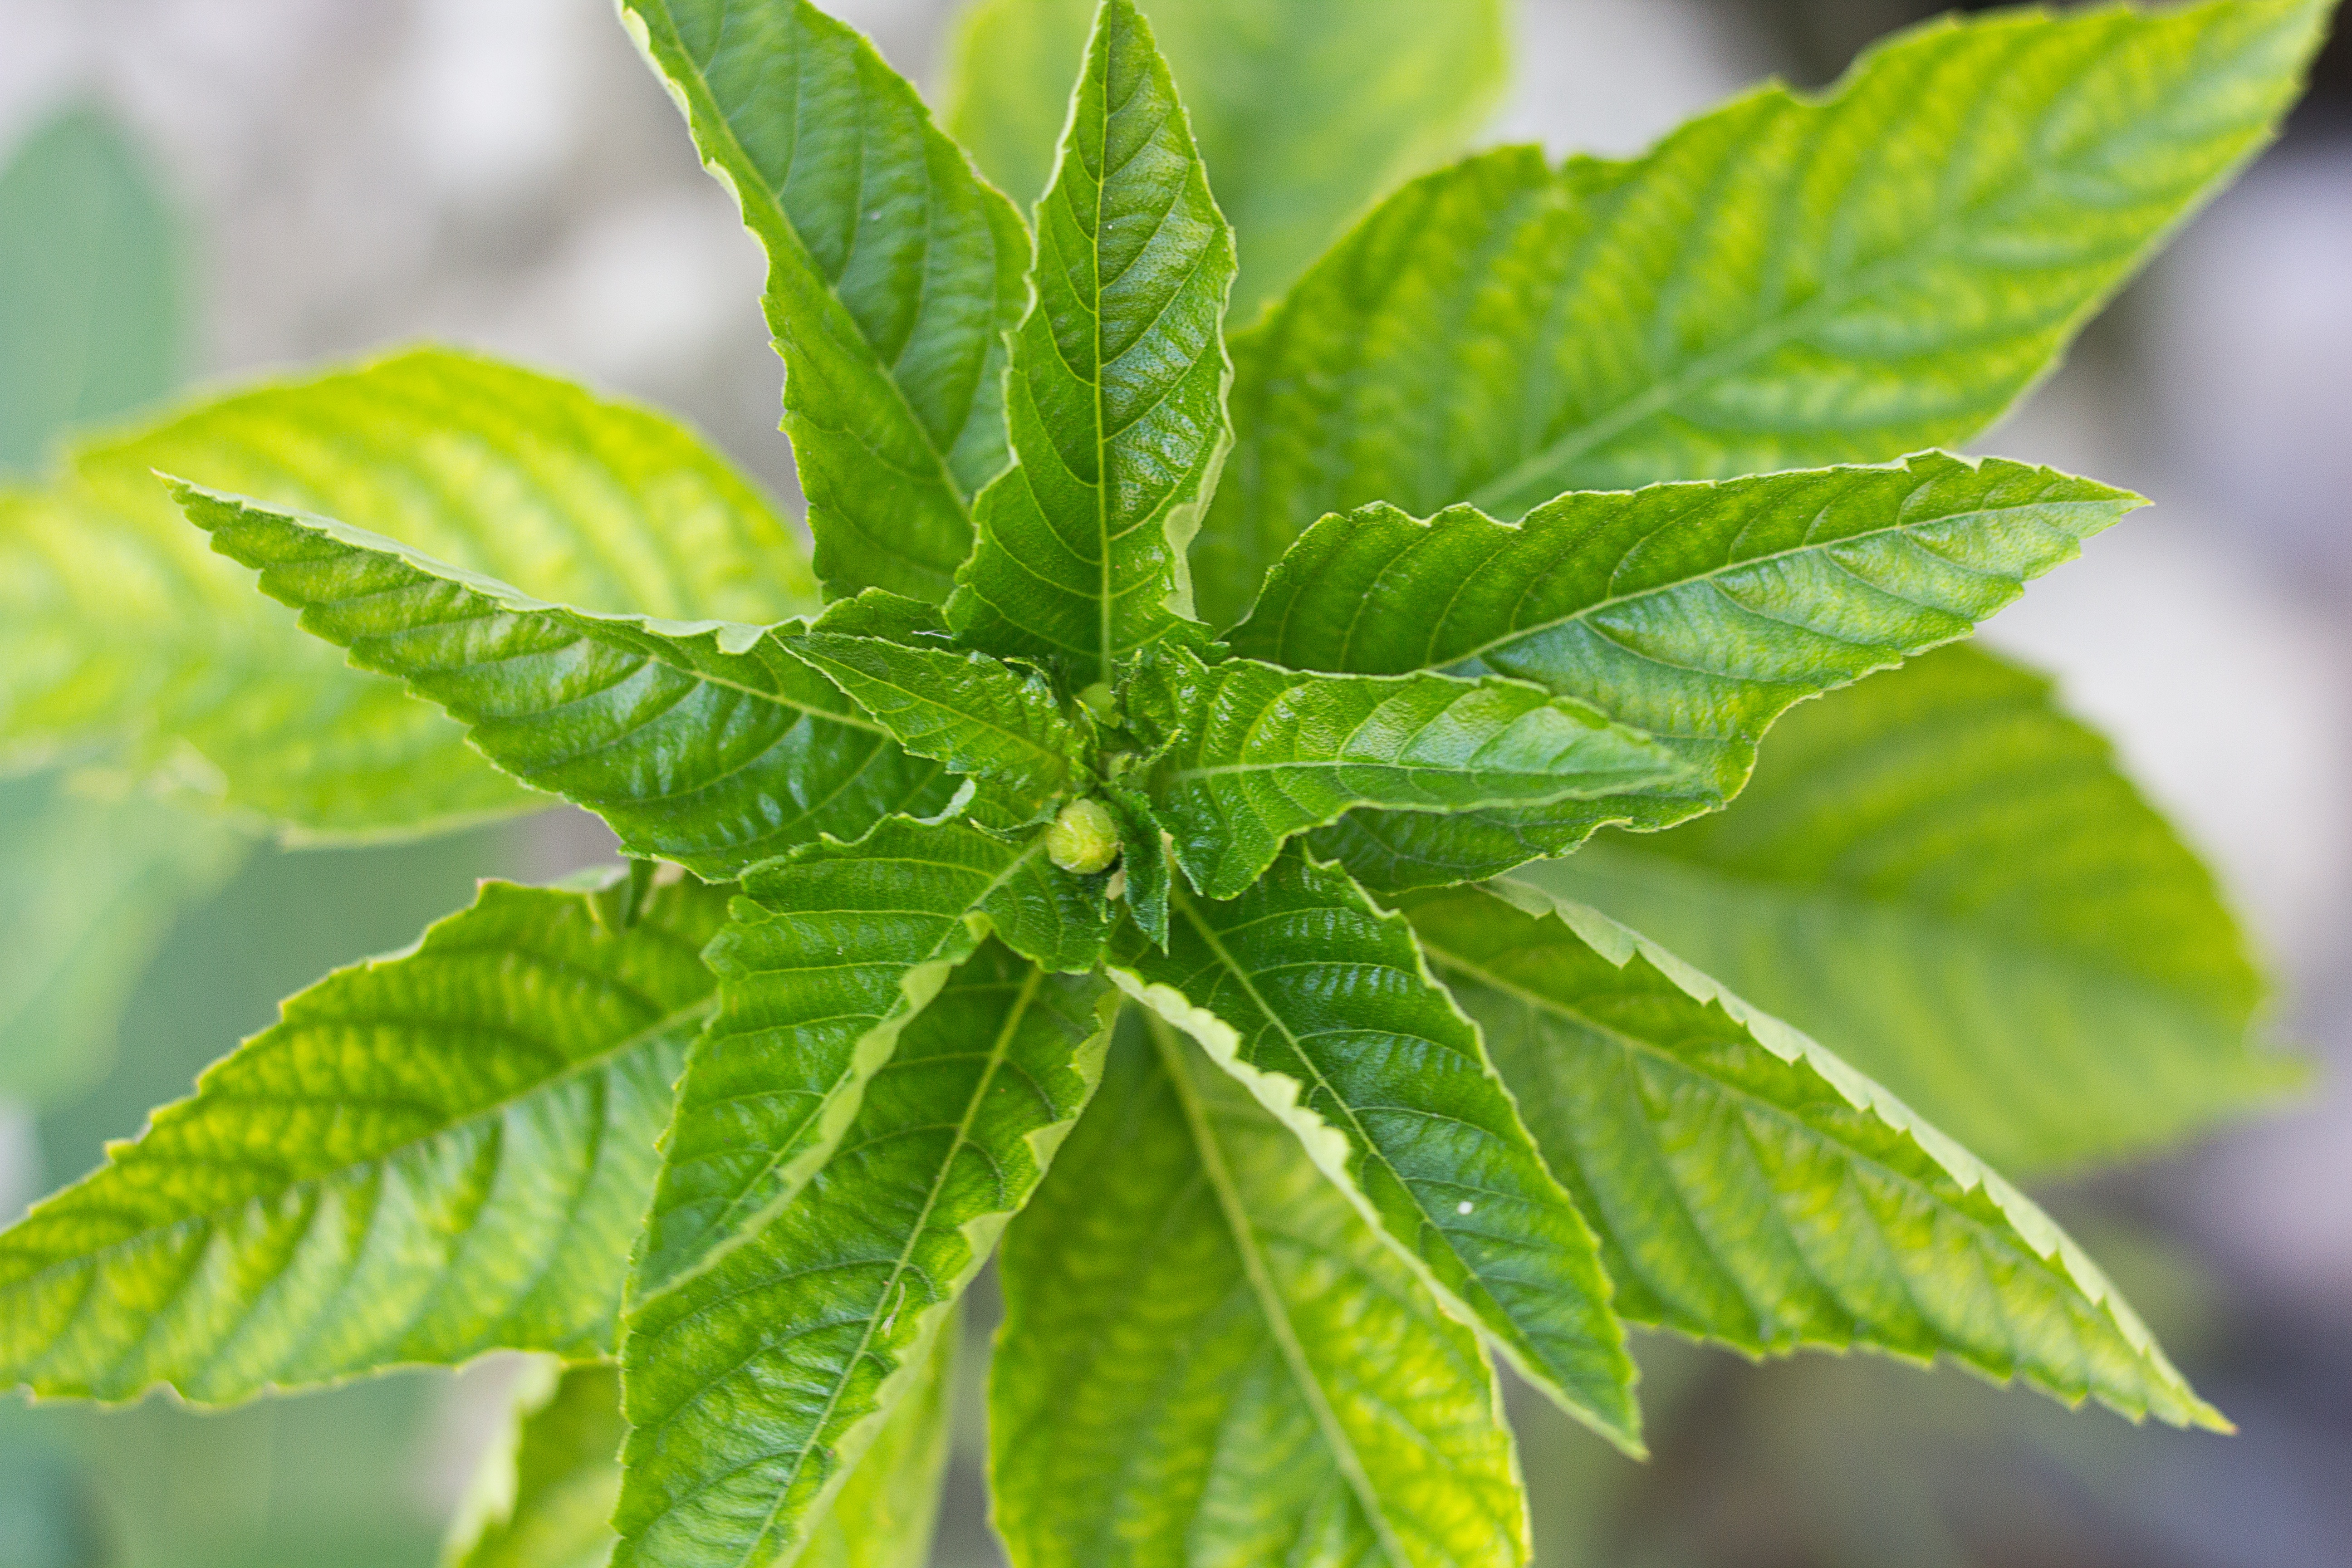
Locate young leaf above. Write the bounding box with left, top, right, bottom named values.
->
left=0, top=770, right=246, bottom=1106
left=620, top=0, right=1030, bottom=601
left=789, top=628, right=1093, bottom=818
left=1106, top=846, right=1640, bottom=1450
left=944, top=0, right=1234, bottom=688
left=991, top=1015, right=1529, bottom=1568
left=943, top=0, right=1509, bottom=321
left=1199, top=0, right=2331, bottom=623
left=1404, top=879, right=2225, bottom=1431
left=0, top=103, right=181, bottom=470
left=617, top=944, right=1113, bottom=1568
left=175, top=481, right=955, bottom=878
left=1130, top=644, right=1690, bottom=900
left=1528, top=644, right=2292, bottom=1173
left=1229, top=454, right=2142, bottom=887
left=7, top=348, right=817, bottom=837
left=630, top=814, right=1111, bottom=1298
left=0, top=875, right=729, bottom=1403
left=1103, top=783, right=1173, bottom=949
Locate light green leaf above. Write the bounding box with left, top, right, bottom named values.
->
left=0, top=875, right=730, bottom=1403
left=450, top=1322, right=954, bottom=1568
left=944, top=0, right=1508, bottom=322
left=0, top=103, right=182, bottom=470
left=1228, top=453, right=2141, bottom=888
left=617, top=944, right=1113, bottom=1568
left=944, top=0, right=1233, bottom=688
left=1404, top=878, right=2225, bottom=1431
left=1106, top=846, right=1640, bottom=1450
left=991, top=1014, right=1529, bottom=1568
left=629, top=813, right=1112, bottom=1298
left=1130, top=644, right=1690, bottom=900
left=0, top=770, right=247, bottom=1106
left=175, top=479, right=953, bottom=878
left=5, top=347, right=818, bottom=837
left=790, top=623, right=1093, bottom=818
left=1199, top=0, right=2330, bottom=624
left=446, top=1361, right=628, bottom=1568
left=1526, top=644, right=2291, bottom=1173
left=621, top=0, right=1029, bottom=601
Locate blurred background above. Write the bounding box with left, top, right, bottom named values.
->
left=0, top=1, right=2346, bottom=1564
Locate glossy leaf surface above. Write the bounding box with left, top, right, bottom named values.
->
left=992, top=1017, right=1529, bottom=1568
left=618, top=945, right=1112, bottom=1568
left=1107, top=848, right=1639, bottom=1449
left=178, top=481, right=952, bottom=878
left=1200, top=0, right=2329, bottom=623
left=945, top=0, right=1233, bottom=688
left=1406, top=879, right=2223, bottom=1430
left=944, top=0, right=1508, bottom=321
left=1131, top=645, right=1689, bottom=899
left=1233, top=455, right=2142, bottom=887
left=631, top=815, right=1111, bottom=1299
left=622, top=0, right=1029, bottom=600
left=8, top=348, right=814, bottom=836
left=0, top=876, right=728, bottom=1402
left=1530, top=644, right=2290, bottom=1172
left=790, top=627, right=1092, bottom=818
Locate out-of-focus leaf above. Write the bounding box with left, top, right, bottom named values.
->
left=1528, top=644, right=2292, bottom=1172
left=0, top=771, right=246, bottom=1105
left=1201, top=0, right=2332, bottom=622
left=944, top=0, right=1508, bottom=320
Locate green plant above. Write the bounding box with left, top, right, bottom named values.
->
left=0, top=0, right=2329, bottom=1563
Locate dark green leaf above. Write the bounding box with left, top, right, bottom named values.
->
left=0, top=875, right=729, bottom=1402
left=991, top=1014, right=1529, bottom=1568
left=1107, top=846, right=1640, bottom=1450
left=621, top=0, right=1030, bottom=600
left=1406, top=878, right=2225, bottom=1431
left=1131, top=645, right=1690, bottom=899
left=176, top=480, right=953, bottom=878
left=1229, top=454, right=2142, bottom=887
left=1527, top=644, right=2294, bottom=1172
left=1199, top=0, right=2330, bottom=623
left=617, top=944, right=1113, bottom=1568
left=945, top=0, right=1233, bottom=688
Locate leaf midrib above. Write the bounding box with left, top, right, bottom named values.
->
left=0, top=992, right=713, bottom=1297
left=1148, top=1019, right=1415, bottom=1568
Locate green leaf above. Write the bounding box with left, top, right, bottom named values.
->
left=617, top=943, right=1113, bottom=1568
left=1524, top=644, right=2291, bottom=1174
left=450, top=1325, right=954, bottom=1568
left=0, top=874, right=730, bottom=1403
left=5, top=347, right=817, bottom=837
left=1131, top=644, right=1691, bottom=900
left=944, top=0, right=1234, bottom=689
left=446, top=1362, right=628, bottom=1568
left=790, top=624, right=1093, bottom=818
left=944, top=0, right=1509, bottom=323
left=1404, top=878, right=2225, bottom=1431
left=630, top=813, right=1112, bottom=1298
left=0, top=771, right=247, bottom=1106
left=0, top=103, right=182, bottom=470
left=1229, top=454, right=2142, bottom=887
left=175, top=480, right=953, bottom=878
left=991, top=1014, right=1529, bottom=1568
left=620, top=0, right=1029, bottom=602
left=1106, top=846, right=1640, bottom=1450
left=1103, top=783, right=1173, bottom=949
left=1199, top=0, right=2330, bottom=625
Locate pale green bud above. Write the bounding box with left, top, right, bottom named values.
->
left=1044, top=798, right=1121, bottom=875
